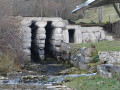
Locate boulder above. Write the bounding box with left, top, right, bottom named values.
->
left=80, top=47, right=86, bottom=56
left=84, top=46, right=97, bottom=57
left=35, top=21, right=47, bottom=28
left=79, top=62, right=89, bottom=70
left=97, top=64, right=114, bottom=78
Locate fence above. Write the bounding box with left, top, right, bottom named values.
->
left=104, top=21, right=120, bottom=36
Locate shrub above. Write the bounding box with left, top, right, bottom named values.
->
left=0, top=51, right=17, bottom=76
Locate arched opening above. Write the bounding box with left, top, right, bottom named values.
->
left=30, top=21, right=40, bottom=62
left=45, top=21, right=54, bottom=58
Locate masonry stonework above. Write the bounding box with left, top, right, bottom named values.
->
left=20, top=17, right=112, bottom=61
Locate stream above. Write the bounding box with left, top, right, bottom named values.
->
left=0, top=73, right=96, bottom=85
left=0, top=56, right=96, bottom=89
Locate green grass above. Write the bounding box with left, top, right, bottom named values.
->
left=71, top=40, right=120, bottom=51
left=64, top=75, right=120, bottom=90
left=76, top=5, right=120, bottom=23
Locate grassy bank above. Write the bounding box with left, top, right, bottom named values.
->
left=76, top=5, right=120, bottom=23
left=71, top=40, right=120, bottom=51
left=63, top=75, right=120, bottom=90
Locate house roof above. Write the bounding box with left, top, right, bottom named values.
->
left=72, top=0, right=120, bottom=13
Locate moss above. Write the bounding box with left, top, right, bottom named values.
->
left=91, top=53, right=100, bottom=63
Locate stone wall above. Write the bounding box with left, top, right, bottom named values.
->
left=20, top=17, right=113, bottom=61
left=21, top=17, right=66, bottom=61
left=98, top=51, right=120, bottom=64
left=63, top=25, right=107, bottom=44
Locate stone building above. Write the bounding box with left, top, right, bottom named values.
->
left=20, top=17, right=111, bottom=61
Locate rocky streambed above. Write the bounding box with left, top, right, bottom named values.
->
left=0, top=57, right=96, bottom=89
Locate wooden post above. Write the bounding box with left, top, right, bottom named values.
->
left=97, top=6, right=103, bottom=24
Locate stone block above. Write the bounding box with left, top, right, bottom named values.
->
left=36, top=34, right=46, bottom=39
left=66, top=25, right=80, bottom=29
left=23, top=38, right=31, bottom=43
left=23, top=32, right=32, bottom=38
left=43, top=17, right=63, bottom=22
left=37, top=44, right=45, bottom=48
left=105, top=36, right=114, bottom=41
left=74, top=30, right=82, bottom=43
left=53, top=28, right=62, bottom=34
left=37, top=40, right=45, bottom=44
left=39, top=55, right=45, bottom=60
left=21, top=19, right=32, bottom=27
left=62, top=29, right=69, bottom=43
left=50, top=40, right=61, bottom=46
left=38, top=50, right=45, bottom=55
left=51, top=34, right=62, bottom=40
left=89, top=32, right=98, bottom=42
left=35, top=21, right=47, bottom=28
left=100, top=31, right=106, bottom=40
left=63, top=20, right=69, bottom=25
left=23, top=42, right=31, bottom=49
left=23, top=49, right=31, bottom=56
left=55, top=47, right=61, bottom=53
left=82, top=33, right=90, bottom=43
left=21, top=26, right=31, bottom=33
left=37, top=28, right=46, bottom=34
left=94, top=32, right=101, bottom=39
left=52, top=21, right=65, bottom=28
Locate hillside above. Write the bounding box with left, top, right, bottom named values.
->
left=76, top=5, right=120, bottom=23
